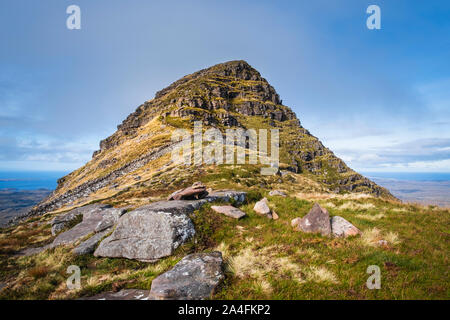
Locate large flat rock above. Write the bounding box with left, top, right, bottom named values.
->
left=94, top=208, right=195, bottom=262
left=149, top=251, right=224, bottom=300
left=211, top=205, right=246, bottom=219
left=51, top=204, right=125, bottom=247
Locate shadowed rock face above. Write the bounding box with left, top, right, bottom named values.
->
left=51, top=204, right=125, bottom=247
left=149, top=251, right=224, bottom=300
left=73, top=228, right=111, bottom=256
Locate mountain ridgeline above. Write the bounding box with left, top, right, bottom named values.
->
left=27, top=60, right=393, bottom=218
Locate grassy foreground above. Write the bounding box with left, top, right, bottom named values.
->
left=0, top=187, right=448, bottom=300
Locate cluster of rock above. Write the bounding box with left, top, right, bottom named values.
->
left=253, top=197, right=279, bottom=220
left=17, top=184, right=247, bottom=299
left=291, top=203, right=361, bottom=238
left=20, top=183, right=364, bottom=300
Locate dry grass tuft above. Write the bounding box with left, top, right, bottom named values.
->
left=356, top=213, right=385, bottom=221
left=306, top=266, right=338, bottom=283
left=28, top=266, right=50, bottom=279
left=338, top=202, right=375, bottom=210
left=361, top=228, right=401, bottom=247
left=228, top=246, right=304, bottom=285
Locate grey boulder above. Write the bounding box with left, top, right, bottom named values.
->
left=295, top=203, right=331, bottom=236
left=330, top=216, right=361, bottom=238
left=94, top=204, right=195, bottom=262
left=149, top=251, right=224, bottom=300
left=253, top=197, right=271, bottom=216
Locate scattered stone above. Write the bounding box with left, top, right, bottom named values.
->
left=330, top=216, right=361, bottom=238
left=51, top=205, right=124, bottom=247
left=94, top=205, right=195, bottom=262
left=272, top=211, right=279, bottom=220
left=295, top=203, right=331, bottom=236
left=73, top=229, right=111, bottom=256
left=80, top=289, right=151, bottom=300
left=269, top=190, right=287, bottom=197
left=254, top=198, right=271, bottom=216
left=211, top=205, right=246, bottom=219
left=167, top=182, right=208, bottom=200
left=149, top=251, right=224, bottom=300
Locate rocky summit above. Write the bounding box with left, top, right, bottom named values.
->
left=23, top=60, right=392, bottom=221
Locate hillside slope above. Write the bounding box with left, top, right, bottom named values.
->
left=25, top=60, right=393, bottom=219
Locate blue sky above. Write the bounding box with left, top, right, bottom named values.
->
left=0, top=0, right=449, bottom=173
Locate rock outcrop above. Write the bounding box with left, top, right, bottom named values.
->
left=94, top=190, right=246, bottom=261
left=51, top=204, right=125, bottom=247
left=94, top=205, right=195, bottom=262
left=149, top=251, right=224, bottom=300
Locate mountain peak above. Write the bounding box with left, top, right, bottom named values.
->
left=154, top=60, right=265, bottom=100
left=27, top=61, right=394, bottom=218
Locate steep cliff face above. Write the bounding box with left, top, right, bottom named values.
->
left=27, top=60, right=393, bottom=218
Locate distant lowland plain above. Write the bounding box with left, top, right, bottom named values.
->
left=0, top=170, right=449, bottom=227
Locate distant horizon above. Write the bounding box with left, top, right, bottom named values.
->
left=1, top=170, right=450, bottom=192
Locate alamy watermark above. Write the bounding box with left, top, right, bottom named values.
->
left=66, top=265, right=81, bottom=290
left=366, top=5, right=381, bottom=30
left=66, top=5, right=81, bottom=30
left=171, top=121, right=279, bottom=175
left=366, top=265, right=381, bottom=289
